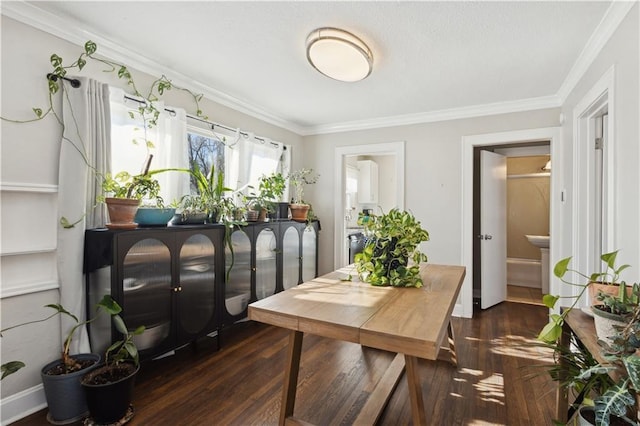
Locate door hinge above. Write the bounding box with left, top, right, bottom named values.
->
left=595, top=137, right=604, bottom=150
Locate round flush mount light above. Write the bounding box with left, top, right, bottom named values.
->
left=306, top=27, right=373, bottom=82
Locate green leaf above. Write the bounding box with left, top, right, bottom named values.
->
left=537, top=321, right=562, bottom=343
left=44, top=304, right=78, bottom=322
left=112, top=315, right=127, bottom=335
left=553, top=257, right=572, bottom=278
left=601, top=250, right=619, bottom=270
left=1, top=361, right=26, bottom=380
left=32, top=108, right=43, bottom=118
left=623, top=355, right=640, bottom=391
left=96, top=295, right=122, bottom=315
left=84, top=40, right=97, bottom=55
left=77, top=57, right=86, bottom=70
left=50, top=54, right=63, bottom=67
left=542, top=294, right=559, bottom=309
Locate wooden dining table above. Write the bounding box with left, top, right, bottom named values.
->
left=248, top=263, right=466, bottom=425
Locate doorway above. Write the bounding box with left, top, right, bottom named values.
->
left=333, top=142, right=405, bottom=269
left=460, top=127, right=562, bottom=318
left=474, top=145, right=551, bottom=309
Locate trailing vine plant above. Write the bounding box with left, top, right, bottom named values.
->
left=1, top=40, right=210, bottom=228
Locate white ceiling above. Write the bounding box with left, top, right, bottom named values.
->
left=6, top=1, right=619, bottom=135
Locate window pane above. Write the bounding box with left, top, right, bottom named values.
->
left=187, top=132, right=225, bottom=195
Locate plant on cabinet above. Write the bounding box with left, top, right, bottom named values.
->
left=287, top=168, right=318, bottom=222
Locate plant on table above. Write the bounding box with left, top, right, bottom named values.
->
left=354, top=208, right=429, bottom=287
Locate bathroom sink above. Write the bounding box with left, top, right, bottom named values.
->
left=525, top=235, right=550, bottom=249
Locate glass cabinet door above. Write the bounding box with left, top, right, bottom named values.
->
left=122, top=238, right=172, bottom=351
left=225, top=229, right=251, bottom=316
left=302, top=225, right=318, bottom=282
left=255, top=227, right=277, bottom=300
left=178, top=233, right=216, bottom=335
left=282, top=227, right=300, bottom=290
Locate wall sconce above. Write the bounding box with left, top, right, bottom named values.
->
left=306, top=27, right=373, bottom=82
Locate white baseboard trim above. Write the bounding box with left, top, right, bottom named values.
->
left=1, top=384, right=46, bottom=425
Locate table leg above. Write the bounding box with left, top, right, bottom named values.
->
left=447, top=321, right=457, bottom=367
left=280, top=330, right=304, bottom=426
left=405, top=354, right=427, bottom=425
left=555, top=319, right=571, bottom=422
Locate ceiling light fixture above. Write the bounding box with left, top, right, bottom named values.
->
left=306, top=27, right=373, bottom=82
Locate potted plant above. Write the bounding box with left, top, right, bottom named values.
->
left=287, top=168, right=318, bottom=222
left=1, top=302, right=112, bottom=423
left=591, top=283, right=639, bottom=344
left=573, top=303, right=640, bottom=425
left=354, top=208, right=430, bottom=287
left=100, top=155, right=165, bottom=229
left=538, top=250, right=632, bottom=344
left=81, top=296, right=145, bottom=424
left=243, top=173, right=286, bottom=222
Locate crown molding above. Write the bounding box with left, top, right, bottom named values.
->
left=302, top=95, right=562, bottom=136
left=2, top=1, right=633, bottom=137
left=556, top=1, right=636, bottom=104
left=1, top=1, right=307, bottom=136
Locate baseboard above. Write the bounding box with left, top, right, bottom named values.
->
left=0, top=384, right=46, bottom=425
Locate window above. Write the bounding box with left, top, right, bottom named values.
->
left=186, top=130, right=226, bottom=195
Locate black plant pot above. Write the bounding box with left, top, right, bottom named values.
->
left=41, top=353, right=101, bottom=424
left=81, top=363, right=139, bottom=424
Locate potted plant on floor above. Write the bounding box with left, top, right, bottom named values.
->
left=81, top=296, right=145, bottom=424
left=354, top=208, right=430, bottom=287
left=287, top=168, right=318, bottom=222
left=1, top=302, right=112, bottom=423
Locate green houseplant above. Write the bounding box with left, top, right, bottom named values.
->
left=0, top=298, right=119, bottom=423
left=246, top=173, right=286, bottom=221
left=573, top=303, right=640, bottom=426
left=538, top=250, right=632, bottom=344
left=354, top=208, right=430, bottom=287
left=287, top=168, right=318, bottom=222
left=81, top=296, right=145, bottom=424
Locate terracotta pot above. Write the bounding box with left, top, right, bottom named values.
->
left=289, top=204, right=310, bottom=222
left=257, top=208, right=267, bottom=222
left=588, top=282, right=634, bottom=306
left=105, top=197, right=139, bottom=228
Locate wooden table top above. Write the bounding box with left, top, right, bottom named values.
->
left=248, top=263, right=466, bottom=360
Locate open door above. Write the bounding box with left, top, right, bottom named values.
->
left=480, top=151, right=507, bottom=309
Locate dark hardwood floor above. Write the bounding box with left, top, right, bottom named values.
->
left=12, top=301, right=557, bottom=425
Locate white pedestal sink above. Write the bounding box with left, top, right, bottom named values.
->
left=526, top=235, right=550, bottom=293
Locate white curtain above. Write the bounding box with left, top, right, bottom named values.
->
left=58, top=77, right=111, bottom=354
left=109, top=89, right=189, bottom=204
left=237, top=133, right=285, bottom=197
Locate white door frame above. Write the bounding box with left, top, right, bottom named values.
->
left=460, top=127, right=563, bottom=318
left=571, top=66, right=615, bottom=291
left=333, top=141, right=405, bottom=269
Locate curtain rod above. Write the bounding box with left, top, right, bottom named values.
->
left=46, top=74, right=81, bottom=88
left=123, top=94, right=284, bottom=150
left=47, top=75, right=284, bottom=150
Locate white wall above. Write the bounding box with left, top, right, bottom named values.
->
left=1, top=2, right=638, bottom=422
left=0, top=16, right=304, bottom=417
left=559, top=4, right=639, bottom=280
left=304, top=109, right=561, bottom=276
